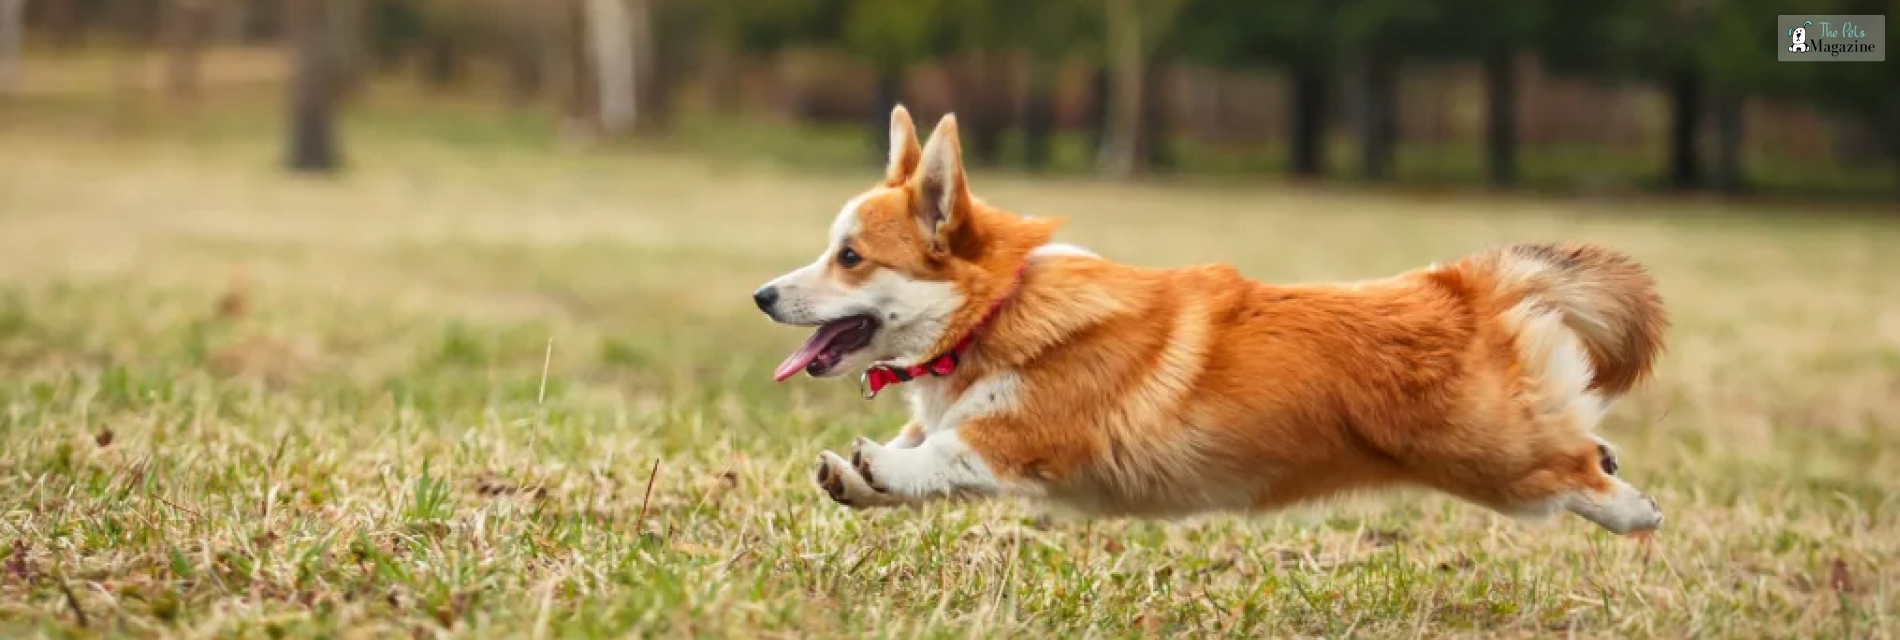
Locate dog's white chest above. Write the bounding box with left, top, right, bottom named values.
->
left=906, top=372, right=1022, bottom=433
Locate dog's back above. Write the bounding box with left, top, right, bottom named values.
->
left=988, top=243, right=1667, bottom=532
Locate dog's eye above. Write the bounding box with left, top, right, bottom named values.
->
left=837, top=247, right=862, bottom=268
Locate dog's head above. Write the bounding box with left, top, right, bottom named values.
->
left=1790, top=26, right=1807, bottom=45
left=753, top=105, right=1056, bottom=382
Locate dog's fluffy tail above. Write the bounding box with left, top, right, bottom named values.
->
left=1457, top=242, right=1668, bottom=400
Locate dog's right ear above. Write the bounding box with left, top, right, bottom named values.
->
left=884, top=105, right=923, bottom=187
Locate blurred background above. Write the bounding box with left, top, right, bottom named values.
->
left=3, top=2, right=1900, bottom=636
left=0, top=0, right=1895, bottom=197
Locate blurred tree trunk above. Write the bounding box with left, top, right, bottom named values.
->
left=866, top=63, right=902, bottom=163
left=1288, top=61, right=1328, bottom=178
left=1356, top=51, right=1396, bottom=181
left=286, top=0, right=339, bottom=172
left=584, top=0, right=636, bottom=135
left=1097, top=0, right=1142, bottom=178
left=1022, top=58, right=1056, bottom=172
left=162, top=0, right=210, bottom=100
left=1483, top=48, right=1518, bottom=187
left=45, top=0, right=87, bottom=50
left=561, top=0, right=597, bottom=137
left=420, top=30, right=462, bottom=90
left=217, top=0, right=249, bottom=42
left=1666, top=67, right=1702, bottom=189
left=505, top=26, right=545, bottom=108
left=961, top=51, right=1007, bottom=168
left=627, top=0, right=663, bottom=134
left=0, top=0, right=23, bottom=96
left=704, top=44, right=741, bottom=113
left=236, top=0, right=268, bottom=41
left=1711, top=91, right=1745, bottom=195
left=1139, top=52, right=1172, bottom=172
left=326, top=0, right=363, bottom=100
left=108, top=0, right=145, bottom=101
left=118, top=0, right=161, bottom=43
left=1086, top=66, right=1109, bottom=159
left=1890, top=87, right=1900, bottom=200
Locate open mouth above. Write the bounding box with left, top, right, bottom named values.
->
left=772, top=314, right=879, bottom=381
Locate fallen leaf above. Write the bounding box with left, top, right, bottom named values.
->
left=5, top=540, right=30, bottom=582
left=216, top=277, right=250, bottom=320
left=1437, top=556, right=1475, bottom=572
left=1361, top=528, right=1407, bottom=547
left=1830, top=558, right=1854, bottom=593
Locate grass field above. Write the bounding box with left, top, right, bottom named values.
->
left=3, top=91, right=1900, bottom=638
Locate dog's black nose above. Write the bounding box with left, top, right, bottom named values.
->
left=752, top=286, right=779, bottom=313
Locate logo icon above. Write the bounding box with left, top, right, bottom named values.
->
left=1779, top=15, right=1885, bottom=62
left=1789, top=21, right=1812, bottom=52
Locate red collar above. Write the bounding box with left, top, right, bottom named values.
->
left=860, top=261, right=1028, bottom=399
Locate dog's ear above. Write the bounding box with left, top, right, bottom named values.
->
left=909, top=114, right=970, bottom=257
left=884, top=105, right=922, bottom=186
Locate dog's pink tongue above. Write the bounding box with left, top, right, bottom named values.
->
left=772, top=320, right=852, bottom=382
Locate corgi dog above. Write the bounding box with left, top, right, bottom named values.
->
left=752, top=105, right=1668, bottom=536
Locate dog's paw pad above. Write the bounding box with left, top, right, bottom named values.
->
left=814, top=454, right=853, bottom=506
left=850, top=438, right=883, bottom=492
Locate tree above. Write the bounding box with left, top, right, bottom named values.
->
left=841, top=0, right=944, bottom=161
left=162, top=0, right=212, bottom=100
left=1592, top=0, right=1714, bottom=190
left=1015, top=1, right=1098, bottom=171
left=502, top=6, right=548, bottom=108
left=0, top=0, right=23, bottom=97
left=415, top=3, right=468, bottom=90
left=1336, top=0, right=1437, bottom=181
left=1694, top=0, right=1777, bottom=195
left=286, top=0, right=340, bottom=172
left=583, top=0, right=636, bottom=134
left=1098, top=0, right=1184, bottom=179
left=1177, top=0, right=1337, bottom=178
left=1443, top=0, right=1555, bottom=188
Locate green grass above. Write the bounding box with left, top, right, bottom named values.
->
left=3, top=86, right=1900, bottom=638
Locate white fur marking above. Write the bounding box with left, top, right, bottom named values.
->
left=911, top=372, right=1022, bottom=434
left=857, top=431, right=1006, bottom=500
left=1562, top=477, right=1663, bottom=534
left=1031, top=242, right=1101, bottom=259
left=1502, top=301, right=1606, bottom=430
left=830, top=192, right=870, bottom=244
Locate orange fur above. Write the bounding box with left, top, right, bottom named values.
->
left=795, top=106, right=1669, bottom=534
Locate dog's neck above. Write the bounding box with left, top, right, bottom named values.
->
left=859, top=260, right=1029, bottom=399
left=962, top=243, right=1130, bottom=371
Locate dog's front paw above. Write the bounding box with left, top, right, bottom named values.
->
left=814, top=452, right=852, bottom=504
left=814, top=449, right=897, bottom=510
left=850, top=437, right=887, bottom=492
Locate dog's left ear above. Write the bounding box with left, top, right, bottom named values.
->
left=909, top=114, right=970, bottom=257
left=884, top=105, right=922, bottom=186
